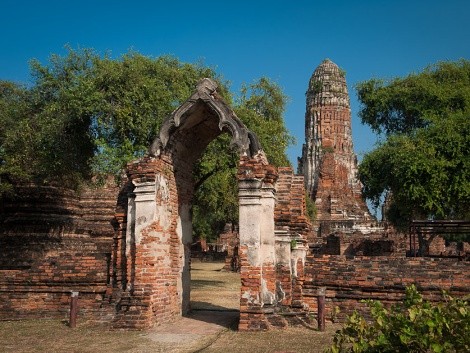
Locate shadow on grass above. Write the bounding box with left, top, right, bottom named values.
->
left=187, top=304, right=239, bottom=329
left=191, top=279, right=226, bottom=288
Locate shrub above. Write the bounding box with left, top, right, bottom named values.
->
left=327, top=285, right=469, bottom=353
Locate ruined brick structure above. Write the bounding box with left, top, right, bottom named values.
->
left=303, top=255, right=470, bottom=322
left=1, top=74, right=469, bottom=331
left=296, top=60, right=470, bottom=320
left=217, top=224, right=240, bottom=271
left=112, top=78, right=313, bottom=330
left=298, top=59, right=371, bottom=222
left=296, top=59, right=398, bottom=259
left=409, top=220, right=470, bottom=258
left=0, top=78, right=312, bottom=330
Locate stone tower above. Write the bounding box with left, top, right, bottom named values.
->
left=298, top=59, right=371, bottom=221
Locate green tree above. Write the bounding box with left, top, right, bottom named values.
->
left=192, top=134, right=239, bottom=241
left=0, top=48, right=225, bottom=191
left=89, top=52, right=227, bottom=177
left=357, top=60, right=470, bottom=227
left=236, top=77, right=295, bottom=167
left=356, top=60, right=470, bottom=136
left=0, top=81, right=35, bottom=194
left=0, top=48, right=294, bottom=242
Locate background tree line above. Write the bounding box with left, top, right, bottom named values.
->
left=2, top=49, right=468, bottom=239
left=0, top=47, right=294, bottom=241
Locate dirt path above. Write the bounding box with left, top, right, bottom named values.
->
left=144, top=310, right=238, bottom=352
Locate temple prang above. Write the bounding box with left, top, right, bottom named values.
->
left=298, top=59, right=372, bottom=223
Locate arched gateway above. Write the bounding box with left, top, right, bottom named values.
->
left=112, top=78, right=283, bottom=329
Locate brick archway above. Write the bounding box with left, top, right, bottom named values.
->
left=112, top=79, right=279, bottom=329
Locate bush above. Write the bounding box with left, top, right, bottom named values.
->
left=327, top=285, right=469, bottom=353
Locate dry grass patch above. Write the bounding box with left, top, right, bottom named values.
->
left=190, top=261, right=240, bottom=311
left=0, top=261, right=338, bottom=353
left=0, top=319, right=159, bottom=353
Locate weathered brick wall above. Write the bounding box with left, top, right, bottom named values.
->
left=318, top=229, right=408, bottom=256
left=0, top=183, right=119, bottom=322
left=273, top=167, right=312, bottom=311
left=299, top=59, right=371, bottom=222
left=275, top=167, right=312, bottom=239
left=303, top=255, right=470, bottom=322
left=415, top=234, right=469, bottom=257
left=0, top=238, right=113, bottom=321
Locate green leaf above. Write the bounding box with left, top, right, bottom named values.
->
left=431, top=343, right=443, bottom=352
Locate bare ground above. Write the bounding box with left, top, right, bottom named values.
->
left=0, top=262, right=338, bottom=353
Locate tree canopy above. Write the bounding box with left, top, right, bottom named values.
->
left=357, top=60, right=470, bottom=136
left=0, top=47, right=294, bottom=241
left=357, top=60, right=470, bottom=228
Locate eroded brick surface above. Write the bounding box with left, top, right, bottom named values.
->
left=298, top=59, right=370, bottom=222
left=0, top=183, right=118, bottom=322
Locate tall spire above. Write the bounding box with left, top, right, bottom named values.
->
left=298, top=59, right=370, bottom=221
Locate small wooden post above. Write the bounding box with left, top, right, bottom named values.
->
left=69, top=291, right=79, bottom=328
left=317, top=287, right=326, bottom=331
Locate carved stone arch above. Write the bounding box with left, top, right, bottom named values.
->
left=113, top=78, right=279, bottom=330
left=148, top=78, right=262, bottom=161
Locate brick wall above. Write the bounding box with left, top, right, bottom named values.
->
left=303, top=255, right=470, bottom=322
left=318, top=229, right=408, bottom=256
left=275, top=167, right=312, bottom=240
left=273, top=167, right=312, bottom=311
left=0, top=183, right=119, bottom=322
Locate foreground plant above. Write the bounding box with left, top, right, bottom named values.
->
left=327, top=285, right=469, bottom=353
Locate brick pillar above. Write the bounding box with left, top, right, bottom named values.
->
left=274, top=230, right=293, bottom=306
left=127, top=181, right=156, bottom=292
left=117, top=180, right=157, bottom=327
left=239, top=179, right=264, bottom=330
left=238, top=178, right=277, bottom=330
left=260, top=186, right=276, bottom=307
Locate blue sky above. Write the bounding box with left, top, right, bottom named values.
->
left=1, top=0, right=469, bottom=167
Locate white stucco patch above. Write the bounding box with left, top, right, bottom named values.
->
left=242, top=290, right=260, bottom=305
left=261, top=278, right=275, bottom=305
left=129, top=181, right=156, bottom=246
left=177, top=204, right=192, bottom=243
left=155, top=174, right=171, bottom=231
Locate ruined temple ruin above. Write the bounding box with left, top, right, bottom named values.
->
left=1, top=71, right=469, bottom=331
left=0, top=78, right=312, bottom=330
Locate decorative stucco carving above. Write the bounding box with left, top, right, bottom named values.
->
left=149, top=78, right=262, bottom=158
